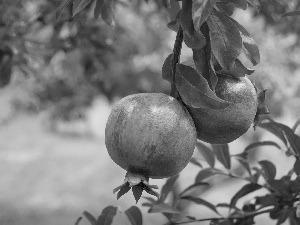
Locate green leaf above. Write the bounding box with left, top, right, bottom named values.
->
left=180, top=0, right=194, bottom=36
left=207, top=10, right=242, bottom=70
left=124, top=206, right=143, bottom=225
left=212, top=144, right=231, bottom=170
left=83, top=211, right=97, bottom=225
left=217, top=59, right=255, bottom=77
left=94, top=0, right=115, bottom=27
left=162, top=54, right=173, bottom=83
left=294, top=160, right=300, bottom=176
left=195, top=168, right=225, bottom=182
left=75, top=217, right=83, bottom=225
left=189, top=157, right=203, bottom=167
left=175, top=63, right=230, bottom=109
left=235, top=158, right=252, bottom=177
left=180, top=196, right=220, bottom=215
left=236, top=141, right=281, bottom=159
left=268, top=178, right=291, bottom=196
left=192, top=0, right=218, bottom=32
left=159, top=175, right=179, bottom=203
left=282, top=10, right=300, bottom=18
left=225, top=0, right=248, bottom=10
left=215, top=2, right=235, bottom=16
left=229, top=18, right=260, bottom=65
left=259, top=160, right=276, bottom=181
left=72, top=0, right=92, bottom=16
left=56, top=0, right=73, bottom=20
left=148, top=203, right=182, bottom=214
left=183, top=31, right=206, bottom=50
left=230, top=183, right=262, bottom=208
left=97, top=206, right=118, bottom=225
left=259, top=121, right=300, bottom=155
left=196, top=141, right=215, bottom=167
left=179, top=182, right=209, bottom=197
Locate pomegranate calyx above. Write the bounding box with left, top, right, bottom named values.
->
left=113, top=171, right=160, bottom=202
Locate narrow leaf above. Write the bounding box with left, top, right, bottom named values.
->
left=97, top=206, right=118, bottom=225
left=75, top=217, right=83, bottom=225
left=207, top=10, right=243, bottom=70
left=294, top=160, right=300, bottom=176
left=196, top=141, right=215, bottom=167
left=180, top=196, right=220, bottom=215
left=230, top=183, right=262, bottom=208
left=212, top=144, right=231, bottom=170
left=292, top=119, right=300, bottom=132
left=226, top=0, right=248, bottom=10
left=72, top=0, right=92, bottom=16
left=259, top=160, right=276, bottom=181
left=125, top=206, right=143, bottom=225
left=245, top=141, right=281, bottom=154
left=282, top=10, right=300, bottom=17
left=175, top=63, right=230, bottom=109
left=148, top=203, right=182, bottom=214
left=159, top=175, right=179, bottom=203
left=190, top=157, right=203, bottom=167
left=56, top=0, right=73, bottom=20
left=229, top=18, right=260, bottom=65
left=195, top=168, right=225, bottom=182
left=192, top=0, right=218, bottom=32
left=83, top=211, right=97, bottom=225
left=162, top=54, right=173, bottom=83
left=215, top=2, right=235, bottom=16
left=179, top=182, right=209, bottom=197
left=235, top=158, right=252, bottom=177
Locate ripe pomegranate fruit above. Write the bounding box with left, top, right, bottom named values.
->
left=186, top=74, right=259, bottom=144
left=105, top=93, right=196, bottom=201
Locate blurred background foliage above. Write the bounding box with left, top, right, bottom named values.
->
left=1, top=0, right=300, bottom=225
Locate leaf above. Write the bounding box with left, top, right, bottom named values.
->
left=189, top=157, right=203, bottom=167
left=196, top=141, right=215, bottom=167
left=83, top=211, right=97, bottom=225
left=175, top=63, right=230, bottom=109
left=180, top=196, right=220, bottom=215
left=159, top=175, right=179, bottom=203
left=259, top=160, right=276, bottom=181
left=235, top=158, right=252, bottom=177
left=162, top=0, right=171, bottom=8
left=183, top=31, right=206, bottom=50
left=124, top=206, right=143, bottom=225
left=56, top=0, right=73, bottom=20
left=179, top=182, right=209, bottom=197
left=226, top=0, right=248, bottom=10
left=195, top=168, right=225, bottom=182
left=94, top=0, right=115, bottom=27
left=247, top=0, right=260, bottom=11
left=217, top=58, right=255, bottom=77
left=75, top=217, right=83, bottom=225
left=215, top=2, right=235, bottom=16
left=259, top=121, right=300, bottom=155
left=207, top=10, right=242, bottom=70
left=255, top=195, right=278, bottom=208
left=97, top=206, right=118, bottom=225
left=282, top=10, right=300, bottom=18
left=238, top=141, right=281, bottom=159
left=230, top=183, right=262, bottom=208
left=294, top=160, right=300, bottom=176
left=229, top=18, right=260, bottom=65
left=148, top=203, right=182, bottom=214
left=212, top=144, right=231, bottom=170
left=72, top=0, right=92, bottom=16
left=257, top=89, right=267, bottom=105
left=192, top=0, right=218, bottom=33
left=132, top=186, right=143, bottom=204
left=268, top=178, right=291, bottom=196
left=0, top=46, right=13, bottom=88
left=162, top=54, right=173, bottom=83
left=292, top=119, right=300, bottom=132
left=180, top=0, right=194, bottom=36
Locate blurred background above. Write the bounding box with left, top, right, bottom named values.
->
left=1, top=0, right=300, bottom=224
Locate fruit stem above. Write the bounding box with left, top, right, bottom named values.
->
left=170, top=26, right=183, bottom=99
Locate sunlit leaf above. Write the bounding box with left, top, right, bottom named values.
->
left=196, top=141, right=215, bottom=167
left=97, top=206, right=118, bottom=225
left=159, top=175, right=179, bottom=203
left=175, top=63, right=230, bottom=109
left=230, top=183, right=262, bottom=208
left=229, top=18, right=260, bottom=65
left=212, top=144, right=231, bottom=170
left=125, top=206, right=143, bottom=225
left=180, top=196, right=220, bottom=215
left=207, top=10, right=242, bottom=70
left=72, top=0, right=92, bottom=16
left=259, top=160, right=276, bottom=181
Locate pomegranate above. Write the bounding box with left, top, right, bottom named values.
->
left=105, top=93, right=196, bottom=201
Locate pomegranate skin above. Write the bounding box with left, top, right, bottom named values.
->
left=105, top=93, right=196, bottom=179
